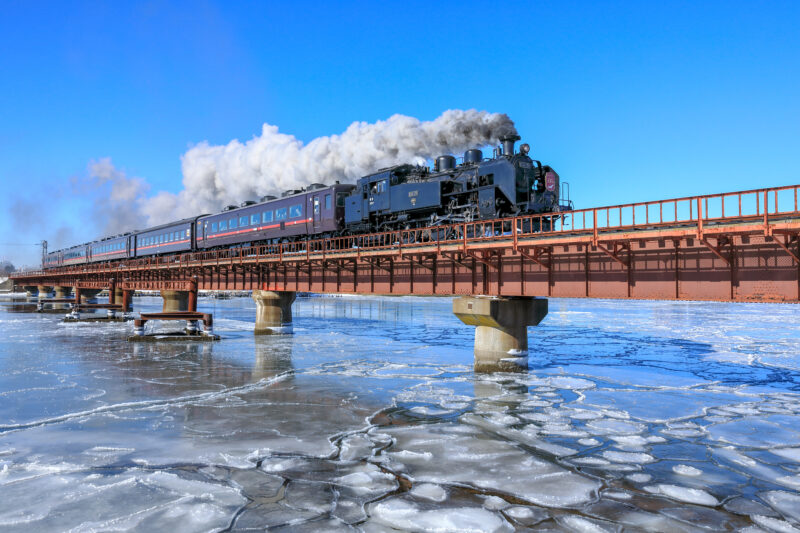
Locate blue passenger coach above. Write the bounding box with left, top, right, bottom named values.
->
left=44, top=250, right=62, bottom=268
left=134, top=218, right=197, bottom=258
left=62, top=244, right=88, bottom=266
left=196, top=183, right=354, bottom=249
left=89, top=234, right=131, bottom=263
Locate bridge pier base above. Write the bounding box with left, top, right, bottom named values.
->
left=54, top=286, right=72, bottom=299
left=252, top=290, right=296, bottom=335
left=453, top=296, right=548, bottom=373
left=37, top=285, right=53, bottom=299
left=23, top=286, right=38, bottom=298
left=76, top=288, right=102, bottom=304
left=161, top=290, right=189, bottom=312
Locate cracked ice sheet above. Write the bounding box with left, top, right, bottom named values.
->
left=379, top=423, right=600, bottom=508
left=0, top=469, right=246, bottom=532
left=581, top=389, right=745, bottom=423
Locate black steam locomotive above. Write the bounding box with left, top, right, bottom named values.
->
left=43, top=135, right=571, bottom=268
left=345, top=134, right=570, bottom=232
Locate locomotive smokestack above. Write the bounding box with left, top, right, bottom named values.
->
left=501, top=134, right=520, bottom=157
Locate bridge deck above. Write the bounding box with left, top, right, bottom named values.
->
left=12, top=185, right=800, bottom=303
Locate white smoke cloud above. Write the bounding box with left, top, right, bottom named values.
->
left=142, top=109, right=516, bottom=224
left=85, top=157, right=150, bottom=235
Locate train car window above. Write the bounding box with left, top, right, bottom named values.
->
left=337, top=193, right=346, bottom=206
left=289, top=204, right=302, bottom=218
left=212, top=222, right=218, bottom=232
left=263, top=211, right=273, bottom=222
left=313, top=197, right=320, bottom=215
left=251, top=213, right=260, bottom=225
left=239, top=216, right=248, bottom=227
left=229, top=218, right=237, bottom=229
left=276, top=207, right=287, bottom=220
left=219, top=220, right=227, bottom=231
left=325, top=194, right=331, bottom=209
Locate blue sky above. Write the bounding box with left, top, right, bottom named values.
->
left=1, top=1, right=798, bottom=266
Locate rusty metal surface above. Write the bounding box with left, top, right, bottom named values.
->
left=11, top=184, right=800, bottom=303
left=136, top=312, right=213, bottom=327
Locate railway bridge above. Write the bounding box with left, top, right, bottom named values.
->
left=11, top=184, right=800, bottom=371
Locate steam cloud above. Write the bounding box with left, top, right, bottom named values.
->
left=144, top=109, right=516, bottom=224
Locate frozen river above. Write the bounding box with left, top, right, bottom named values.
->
left=1, top=294, right=799, bottom=532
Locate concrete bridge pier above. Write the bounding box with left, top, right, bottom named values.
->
left=161, top=282, right=200, bottom=333
left=68, top=288, right=103, bottom=319
left=23, top=286, right=38, bottom=298
left=106, top=284, right=124, bottom=318
left=453, top=296, right=548, bottom=373
left=76, top=288, right=102, bottom=304
left=53, top=286, right=73, bottom=311
left=37, top=285, right=53, bottom=299
left=252, top=290, right=296, bottom=335
left=35, top=286, right=54, bottom=311
left=54, top=286, right=72, bottom=299
left=161, top=290, right=189, bottom=312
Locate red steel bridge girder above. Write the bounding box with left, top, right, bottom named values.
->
left=11, top=232, right=800, bottom=303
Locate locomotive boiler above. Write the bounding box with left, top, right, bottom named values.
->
left=344, top=135, right=571, bottom=232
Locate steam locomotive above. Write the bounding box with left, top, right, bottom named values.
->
left=43, top=135, right=571, bottom=268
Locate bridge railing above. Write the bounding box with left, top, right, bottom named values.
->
left=12, top=184, right=800, bottom=280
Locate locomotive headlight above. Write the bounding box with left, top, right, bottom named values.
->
left=520, top=143, right=530, bottom=155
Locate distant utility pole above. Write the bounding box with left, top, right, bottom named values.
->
left=41, top=240, right=47, bottom=267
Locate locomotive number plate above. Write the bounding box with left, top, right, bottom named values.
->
left=545, top=172, right=556, bottom=191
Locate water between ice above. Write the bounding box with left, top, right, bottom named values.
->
left=0, top=295, right=799, bottom=531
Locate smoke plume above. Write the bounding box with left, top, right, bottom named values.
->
left=145, top=109, right=516, bottom=224
left=84, top=158, right=151, bottom=234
